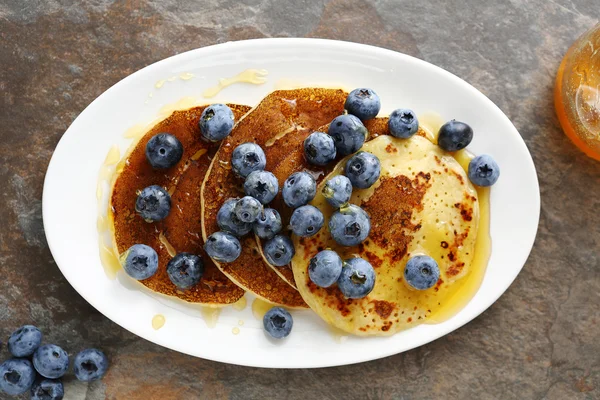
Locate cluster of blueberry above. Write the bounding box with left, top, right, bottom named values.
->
left=121, top=104, right=239, bottom=286
left=0, top=325, right=108, bottom=398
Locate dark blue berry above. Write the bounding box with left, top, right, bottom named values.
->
left=308, top=250, right=343, bottom=288
left=231, top=143, right=266, bottom=178
left=204, top=231, right=242, bottom=263
left=135, top=185, right=171, bottom=222
left=404, top=255, right=440, bottom=290
left=389, top=109, right=419, bottom=138
left=290, top=205, right=324, bottom=237
left=199, top=104, right=235, bottom=142
left=122, top=244, right=158, bottom=280
left=328, top=114, right=367, bottom=156
left=303, top=131, right=336, bottom=166
left=244, top=170, right=279, bottom=204
left=263, top=234, right=295, bottom=267
left=344, top=151, right=381, bottom=189
left=234, top=196, right=263, bottom=223
left=31, top=379, right=64, bottom=400
left=322, top=175, right=352, bottom=208
left=73, top=348, right=109, bottom=382
left=344, top=88, right=381, bottom=120
left=437, top=120, right=473, bottom=151
left=33, top=344, right=69, bottom=379
left=167, top=253, right=204, bottom=289
left=329, top=204, right=371, bottom=246
left=468, top=154, right=500, bottom=187
left=263, top=307, right=293, bottom=339
left=253, top=208, right=283, bottom=240
left=145, top=133, right=183, bottom=169
left=282, top=171, right=316, bottom=208
left=337, top=258, right=376, bottom=299
left=217, top=198, right=253, bottom=237
left=0, top=359, right=36, bottom=395
left=7, top=325, right=42, bottom=357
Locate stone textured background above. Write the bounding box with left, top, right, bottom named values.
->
left=1, top=1, right=599, bottom=399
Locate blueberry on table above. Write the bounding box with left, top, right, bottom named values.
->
left=344, top=151, right=381, bottom=189
left=404, top=255, right=440, bottom=290
left=121, top=244, right=159, bottom=280
left=231, top=142, right=266, bottom=178
left=263, top=307, right=293, bottom=339
left=135, top=185, right=171, bottom=222
left=167, top=253, right=204, bottom=290
left=74, top=348, right=109, bottom=382
left=33, top=344, right=69, bottom=379
left=204, top=231, right=242, bottom=263
left=145, top=133, right=183, bottom=169
left=282, top=171, right=317, bottom=208
left=31, top=379, right=64, bottom=400
left=253, top=208, right=283, bottom=240
left=389, top=109, right=419, bottom=138
left=263, top=234, right=295, bottom=267
left=329, top=204, right=371, bottom=247
left=468, top=154, right=500, bottom=187
left=7, top=325, right=42, bottom=357
left=290, top=205, right=324, bottom=237
left=308, top=250, right=343, bottom=288
left=437, top=120, right=473, bottom=151
left=337, top=257, right=376, bottom=299
left=328, top=114, right=368, bottom=156
left=322, top=175, right=352, bottom=209
left=234, top=196, right=263, bottom=223
left=217, top=198, right=253, bottom=237
left=0, top=359, right=36, bottom=396
left=303, top=131, right=337, bottom=166
left=244, top=170, right=279, bottom=204
left=199, top=104, right=235, bottom=142
left=344, top=88, right=381, bottom=120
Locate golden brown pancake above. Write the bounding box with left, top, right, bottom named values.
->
left=111, top=104, right=250, bottom=305
left=201, top=88, right=348, bottom=307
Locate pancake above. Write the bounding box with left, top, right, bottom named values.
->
left=111, top=104, right=250, bottom=305
left=292, top=134, right=479, bottom=335
left=201, top=88, right=348, bottom=307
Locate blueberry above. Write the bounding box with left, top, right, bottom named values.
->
left=253, top=208, right=283, bottom=240
left=7, top=325, right=42, bottom=357
left=31, top=379, right=64, bottom=400
left=145, top=133, right=183, bottom=169
left=282, top=171, right=316, bottom=208
left=337, top=258, right=376, bottom=299
left=263, top=234, right=295, bottom=267
left=217, top=198, right=253, bottom=237
left=33, top=344, right=69, bottom=379
left=468, top=154, right=500, bottom=187
left=344, top=88, right=381, bottom=120
left=263, top=307, right=293, bottom=339
left=404, top=255, right=440, bottom=290
left=303, top=131, right=336, bottom=166
left=121, top=244, right=158, bottom=280
left=135, top=185, right=171, bottom=222
left=73, top=348, right=109, bottom=382
left=204, top=231, right=242, bottom=263
left=344, top=151, right=381, bottom=189
left=290, top=205, right=324, bottom=237
left=437, top=120, right=473, bottom=151
left=244, top=170, right=279, bottom=204
left=389, top=109, right=419, bottom=138
left=234, top=196, right=263, bottom=223
left=308, top=250, right=343, bottom=288
left=0, top=359, right=36, bottom=395
left=231, top=142, right=266, bottom=178
left=322, top=175, right=352, bottom=208
left=167, top=253, right=204, bottom=290
left=328, top=114, right=368, bottom=156
left=199, top=104, right=235, bottom=142
left=329, top=204, right=371, bottom=246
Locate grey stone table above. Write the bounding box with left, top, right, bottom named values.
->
left=1, top=1, right=598, bottom=399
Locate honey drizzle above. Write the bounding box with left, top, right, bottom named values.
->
left=203, top=69, right=268, bottom=98
left=152, top=314, right=166, bottom=330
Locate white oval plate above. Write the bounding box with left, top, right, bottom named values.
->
left=43, top=39, right=539, bottom=368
